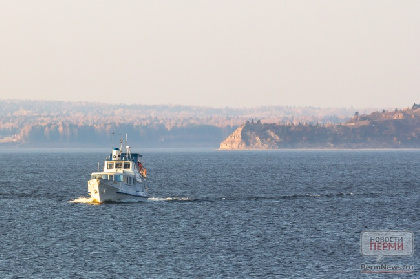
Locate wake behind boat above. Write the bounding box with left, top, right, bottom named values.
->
left=88, top=140, right=148, bottom=203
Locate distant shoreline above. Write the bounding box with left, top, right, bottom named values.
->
left=1, top=145, right=419, bottom=153
left=218, top=148, right=420, bottom=151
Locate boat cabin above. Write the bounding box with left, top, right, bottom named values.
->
left=104, top=147, right=142, bottom=172
left=105, top=161, right=133, bottom=171
left=90, top=173, right=136, bottom=185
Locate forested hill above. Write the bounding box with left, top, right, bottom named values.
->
left=220, top=104, right=420, bottom=149
left=0, top=100, right=381, bottom=147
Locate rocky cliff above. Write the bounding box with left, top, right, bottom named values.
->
left=220, top=106, right=420, bottom=149
left=219, top=126, right=247, bottom=149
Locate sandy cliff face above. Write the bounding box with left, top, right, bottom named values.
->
left=219, top=126, right=247, bottom=149
left=219, top=107, right=420, bottom=149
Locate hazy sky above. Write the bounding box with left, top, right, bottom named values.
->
left=0, top=1, right=419, bottom=108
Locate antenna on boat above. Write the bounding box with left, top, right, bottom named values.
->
left=125, top=133, right=131, bottom=159
left=125, top=133, right=128, bottom=153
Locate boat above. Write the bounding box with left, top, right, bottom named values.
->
left=88, top=140, right=148, bottom=203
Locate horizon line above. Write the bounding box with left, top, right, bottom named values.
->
left=1, top=98, right=415, bottom=111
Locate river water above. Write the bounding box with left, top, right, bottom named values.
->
left=0, top=149, right=419, bottom=278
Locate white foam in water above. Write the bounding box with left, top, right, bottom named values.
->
left=70, top=196, right=149, bottom=204
left=148, top=197, right=191, bottom=201
left=70, top=196, right=97, bottom=204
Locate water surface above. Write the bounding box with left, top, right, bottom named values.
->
left=0, top=149, right=419, bottom=278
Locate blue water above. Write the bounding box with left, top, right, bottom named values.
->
left=0, top=149, right=419, bottom=278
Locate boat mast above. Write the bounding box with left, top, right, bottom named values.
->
left=125, top=133, right=131, bottom=159
left=125, top=133, right=128, bottom=153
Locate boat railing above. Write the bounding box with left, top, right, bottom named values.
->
left=91, top=173, right=124, bottom=182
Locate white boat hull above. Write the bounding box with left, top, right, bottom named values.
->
left=88, top=179, right=148, bottom=203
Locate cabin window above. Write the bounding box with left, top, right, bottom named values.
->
left=125, top=177, right=133, bottom=184
left=114, top=175, right=123, bottom=182
left=108, top=175, right=114, bottom=181
left=102, top=174, right=108, bottom=180
left=115, top=162, right=122, bottom=169
left=107, top=162, right=114, bottom=169
left=124, top=162, right=130, bottom=169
